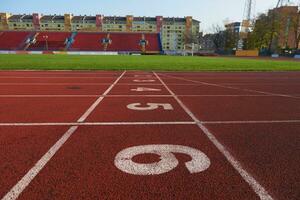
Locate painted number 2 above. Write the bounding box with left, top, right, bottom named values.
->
left=114, top=144, right=211, bottom=175
left=127, top=103, right=173, bottom=111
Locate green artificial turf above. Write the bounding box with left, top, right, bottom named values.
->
left=0, top=54, right=299, bottom=71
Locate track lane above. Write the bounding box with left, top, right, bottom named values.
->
left=1, top=71, right=126, bottom=200
left=16, top=125, right=260, bottom=200
left=154, top=72, right=274, bottom=200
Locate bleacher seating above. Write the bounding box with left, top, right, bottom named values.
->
left=70, top=32, right=162, bottom=53
left=27, top=32, right=71, bottom=51
left=69, top=32, right=107, bottom=51
left=0, top=31, right=31, bottom=50
left=0, top=31, right=162, bottom=53
left=106, top=33, right=141, bottom=52
left=144, top=34, right=162, bottom=52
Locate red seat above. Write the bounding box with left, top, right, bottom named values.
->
left=27, top=32, right=71, bottom=51
left=70, top=32, right=107, bottom=51
left=144, top=33, right=161, bottom=52
left=0, top=31, right=161, bottom=52
left=70, top=32, right=161, bottom=52
left=0, top=31, right=31, bottom=50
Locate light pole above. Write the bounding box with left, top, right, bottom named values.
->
left=43, top=35, right=49, bottom=51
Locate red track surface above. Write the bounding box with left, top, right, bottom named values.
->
left=0, top=70, right=299, bottom=200
left=0, top=126, right=69, bottom=198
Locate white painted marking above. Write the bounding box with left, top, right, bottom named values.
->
left=0, top=119, right=300, bottom=127
left=0, top=83, right=111, bottom=86
left=1, top=71, right=127, bottom=200
left=115, top=144, right=210, bottom=175
left=0, top=121, right=196, bottom=127
left=108, top=95, right=171, bottom=97
left=0, top=94, right=282, bottom=98
left=131, top=87, right=162, bottom=92
left=159, top=73, right=300, bottom=99
left=127, top=103, right=173, bottom=111
left=133, top=79, right=155, bottom=83
left=0, top=95, right=99, bottom=98
left=202, top=120, right=300, bottom=124
left=78, top=71, right=126, bottom=122
left=134, top=75, right=153, bottom=78
left=0, top=83, right=163, bottom=86
left=153, top=72, right=274, bottom=200
left=0, top=76, right=114, bottom=79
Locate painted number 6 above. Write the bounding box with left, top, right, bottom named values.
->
left=127, top=103, right=173, bottom=111
left=114, top=144, right=211, bottom=175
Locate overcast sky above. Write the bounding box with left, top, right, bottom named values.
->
left=0, top=0, right=296, bottom=32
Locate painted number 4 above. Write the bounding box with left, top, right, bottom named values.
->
left=115, top=145, right=211, bottom=175
left=127, top=103, right=173, bottom=111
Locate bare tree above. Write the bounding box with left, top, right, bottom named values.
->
left=210, top=24, right=226, bottom=51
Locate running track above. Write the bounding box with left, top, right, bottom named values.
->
left=0, top=71, right=299, bottom=200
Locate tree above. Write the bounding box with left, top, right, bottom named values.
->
left=210, top=24, right=226, bottom=51
left=224, top=29, right=239, bottom=50
left=246, top=13, right=280, bottom=53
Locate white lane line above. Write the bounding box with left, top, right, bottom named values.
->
left=77, top=72, right=126, bottom=122
left=176, top=95, right=273, bottom=97
left=222, top=83, right=300, bottom=86
left=0, top=119, right=300, bottom=127
left=1, top=82, right=299, bottom=87
left=1, top=126, right=78, bottom=200
left=0, top=95, right=173, bottom=98
left=0, top=94, right=279, bottom=98
left=0, top=83, right=163, bottom=86
left=0, top=72, right=121, bottom=75
left=0, top=83, right=112, bottom=85
left=106, top=94, right=273, bottom=97
left=158, top=73, right=300, bottom=99
left=202, top=120, right=300, bottom=124
left=0, top=95, right=99, bottom=98
left=0, top=121, right=196, bottom=127
left=0, top=76, right=116, bottom=79
left=154, top=72, right=274, bottom=200
left=1, top=71, right=126, bottom=200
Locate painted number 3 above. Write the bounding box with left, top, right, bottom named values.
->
left=114, top=145, right=211, bottom=175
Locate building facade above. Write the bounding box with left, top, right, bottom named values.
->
left=268, top=6, right=300, bottom=49
left=0, top=13, right=200, bottom=51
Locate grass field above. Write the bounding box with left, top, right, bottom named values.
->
left=0, top=54, right=299, bottom=71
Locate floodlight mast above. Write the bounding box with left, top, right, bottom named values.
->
left=239, top=0, right=255, bottom=50
left=245, top=0, right=254, bottom=21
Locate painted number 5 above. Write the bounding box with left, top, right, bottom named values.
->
left=127, top=103, right=173, bottom=111
left=114, top=144, right=210, bottom=175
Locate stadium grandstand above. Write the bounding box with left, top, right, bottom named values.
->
left=0, top=13, right=200, bottom=54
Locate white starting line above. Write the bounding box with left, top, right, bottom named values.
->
left=0, top=94, right=290, bottom=98
left=0, top=120, right=299, bottom=127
